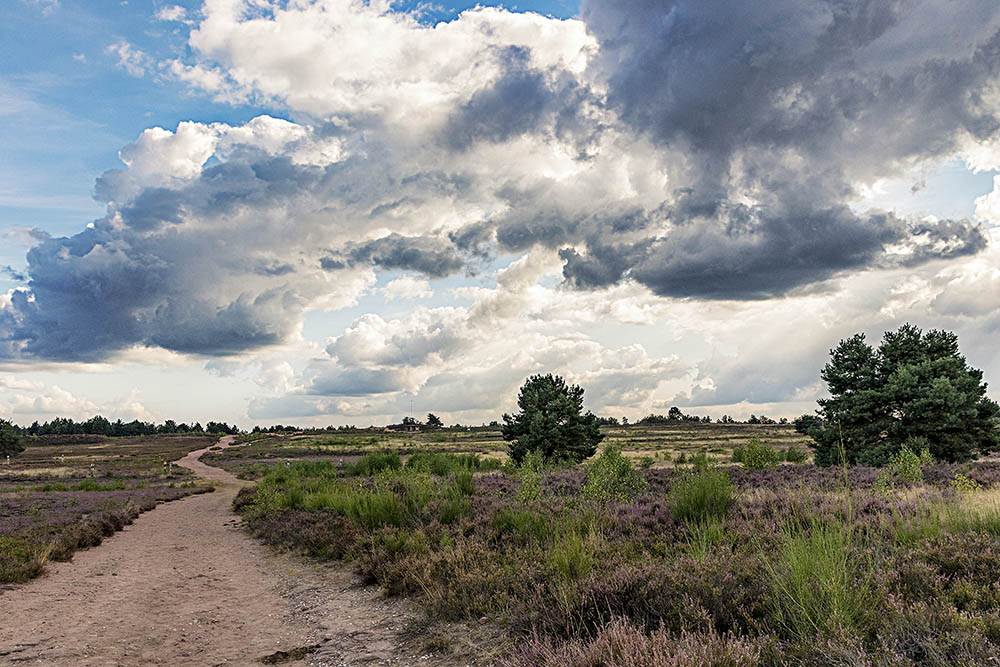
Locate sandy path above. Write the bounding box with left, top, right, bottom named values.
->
left=0, top=436, right=432, bottom=666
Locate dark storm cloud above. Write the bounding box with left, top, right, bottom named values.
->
left=120, top=188, right=185, bottom=231
left=444, top=46, right=597, bottom=152
left=0, top=150, right=345, bottom=361
left=552, top=0, right=1000, bottom=297
left=340, top=234, right=466, bottom=278
left=1, top=266, right=26, bottom=282
left=307, top=366, right=407, bottom=396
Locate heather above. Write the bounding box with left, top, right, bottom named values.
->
left=0, top=434, right=214, bottom=583
left=235, top=432, right=1000, bottom=664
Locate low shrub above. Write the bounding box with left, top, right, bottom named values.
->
left=350, top=451, right=402, bottom=476
left=874, top=442, right=934, bottom=496
left=685, top=517, right=732, bottom=562
left=670, top=466, right=736, bottom=523
left=0, top=535, right=50, bottom=583
left=952, top=472, right=982, bottom=494
left=687, top=449, right=710, bottom=470
left=782, top=446, right=808, bottom=464
left=516, top=450, right=544, bottom=503
left=738, top=437, right=779, bottom=471
left=548, top=529, right=596, bottom=581
left=492, top=506, right=549, bottom=544
left=581, top=445, right=648, bottom=504
left=504, top=618, right=767, bottom=667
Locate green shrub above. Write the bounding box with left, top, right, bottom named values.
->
left=670, top=466, right=736, bottom=523
left=890, top=441, right=933, bottom=483
left=952, top=472, right=982, bottom=494
left=873, top=441, right=933, bottom=495
left=370, top=528, right=429, bottom=561
left=0, top=535, right=49, bottom=583
left=782, top=446, right=808, bottom=463
left=350, top=451, right=402, bottom=476
left=516, top=450, right=545, bottom=503
left=740, top=436, right=779, bottom=470
left=688, top=448, right=710, bottom=470
left=492, top=506, right=549, bottom=544
left=580, top=445, right=648, bottom=504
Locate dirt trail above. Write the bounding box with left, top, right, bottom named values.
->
left=0, top=437, right=430, bottom=666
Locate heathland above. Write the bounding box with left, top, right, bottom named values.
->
left=218, top=422, right=1000, bottom=665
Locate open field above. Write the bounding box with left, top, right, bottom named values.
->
left=204, top=422, right=813, bottom=480
left=0, top=435, right=215, bottom=583
left=229, top=425, right=1000, bottom=664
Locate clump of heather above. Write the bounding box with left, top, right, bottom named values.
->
left=503, top=618, right=771, bottom=667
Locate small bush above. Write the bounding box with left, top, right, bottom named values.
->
left=685, top=518, right=731, bottom=562
left=740, top=436, right=779, bottom=470
left=581, top=445, right=648, bottom=505
left=492, top=506, right=549, bottom=544
left=952, top=472, right=982, bottom=494
left=889, top=441, right=933, bottom=484
left=516, top=450, right=545, bottom=503
left=506, top=618, right=766, bottom=667
left=0, top=535, right=50, bottom=583
left=670, top=466, right=736, bottom=523
left=782, top=446, right=808, bottom=463
left=350, top=451, right=402, bottom=476
left=873, top=442, right=933, bottom=495
left=688, top=449, right=710, bottom=470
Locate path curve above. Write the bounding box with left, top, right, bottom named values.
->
left=0, top=436, right=313, bottom=666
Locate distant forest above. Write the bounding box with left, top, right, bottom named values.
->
left=11, top=407, right=796, bottom=440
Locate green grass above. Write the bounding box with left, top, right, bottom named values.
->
left=548, top=529, right=596, bottom=581
left=0, top=535, right=50, bottom=583
left=684, top=517, right=732, bottom=562
left=492, top=506, right=549, bottom=544
left=762, top=520, right=878, bottom=640
left=405, top=452, right=500, bottom=475
left=670, top=466, right=736, bottom=523
left=350, top=451, right=402, bottom=476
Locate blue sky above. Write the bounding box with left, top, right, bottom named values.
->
left=1, top=0, right=999, bottom=427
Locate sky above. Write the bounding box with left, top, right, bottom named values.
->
left=1, top=0, right=999, bottom=428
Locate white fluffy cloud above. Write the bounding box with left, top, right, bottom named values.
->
left=383, top=277, right=432, bottom=301
left=4, top=0, right=1000, bottom=425
left=155, top=4, right=188, bottom=22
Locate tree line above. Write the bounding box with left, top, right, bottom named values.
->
left=12, top=416, right=240, bottom=437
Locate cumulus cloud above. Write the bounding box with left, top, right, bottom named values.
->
left=383, top=277, right=432, bottom=301
left=155, top=4, right=187, bottom=22
left=250, top=256, right=691, bottom=420
left=106, top=40, right=151, bottom=77
left=4, top=0, right=1000, bottom=376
